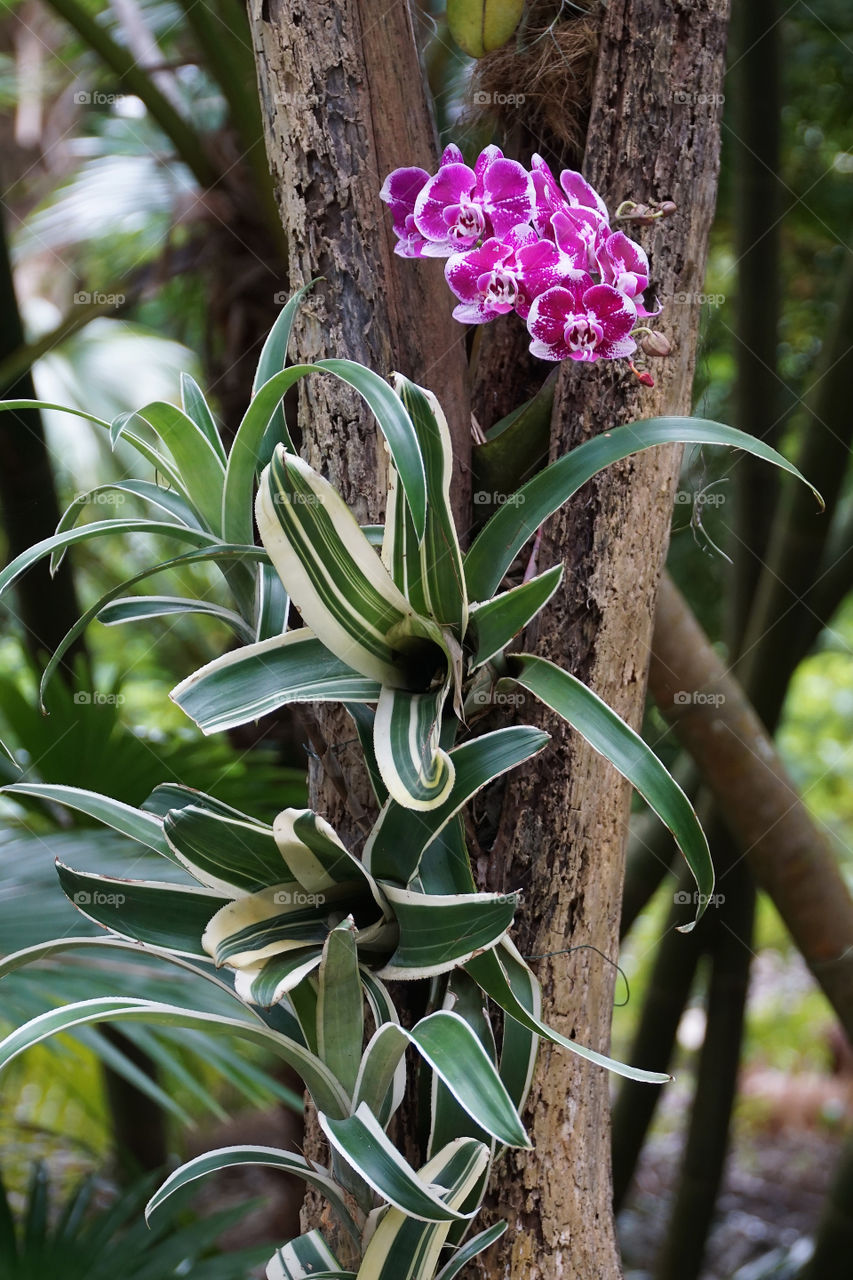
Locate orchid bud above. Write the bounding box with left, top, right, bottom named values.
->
left=639, top=330, right=672, bottom=357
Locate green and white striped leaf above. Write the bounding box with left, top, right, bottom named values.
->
left=233, top=948, right=325, bottom=1007
left=373, top=683, right=455, bottom=812
left=98, top=594, right=253, bottom=641
left=466, top=939, right=670, bottom=1083
left=266, top=1230, right=353, bottom=1280
left=495, top=939, right=541, bottom=1112
left=147, top=1146, right=361, bottom=1242
left=354, top=1138, right=490, bottom=1280
left=467, top=564, right=563, bottom=668
left=464, top=415, right=823, bottom=601
left=256, top=562, right=291, bottom=640
left=181, top=371, right=227, bottom=463
left=427, top=975, right=498, bottom=1157
left=165, top=804, right=291, bottom=894
left=320, top=1104, right=478, bottom=1223
left=202, top=886, right=332, bottom=969
left=56, top=862, right=226, bottom=957
left=114, top=400, right=226, bottom=531
left=251, top=283, right=314, bottom=462
left=352, top=1010, right=524, bottom=1148
left=0, top=996, right=351, bottom=1117
left=434, top=1222, right=508, bottom=1280
left=352, top=1023, right=408, bottom=1128
left=0, top=935, right=246, bottom=1010
left=0, top=398, right=190, bottom=499
left=317, top=920, right=364, bottom=1096
left=378, top=885, right=516, bottom=979
left=256, top=448, right=441, bottom=687
left=508, top=653, right=713, bottom=928
left=365, top=727, right=550, bottom=883
left=3, top=782, right=171, bottom=858
left=274, top=809, right=366, bottom=895
left=381, top=447, right=427, bottom=614
left=346, top=705, right=388, bottom=805
left=392, top=375, right=467, bottom=632
left=142, top=782, right=258, bottom=821
left=232, top=350, right=427, bottom=546
left=171, top=630, right=381, bottom=735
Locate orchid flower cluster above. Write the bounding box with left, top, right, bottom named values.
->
left=380, top=144, right=660, bottom=366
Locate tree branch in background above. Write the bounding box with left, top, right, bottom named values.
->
left=649, top=571, right=853, bottom=1044
left=729, top=0, right=783, bottom=655
left=741, top=251, right=853, bottom=723
left=45, top=0, right=217, bottom=189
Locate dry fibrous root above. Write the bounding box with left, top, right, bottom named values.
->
left=469, top=0, right=602, bottom=162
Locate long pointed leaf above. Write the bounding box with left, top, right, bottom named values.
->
left=0, top=996, right=351, bottom=1117
left=319, top=1104, right=477, bottom=1223
left=392, top=375, right=466, bottom=630
left=56, top=862, right=226, bottom=957
left=467, top=565, right=563, bottom=668
left=508, top=653, right=712, bottom=927
left=38, top=544, right=267, bottom=706
left=3, top=782, right=171, bottom=857
left=464, top=416, right=823, bottom=601
left=466, top=940, right=670, bottom=1083
left=171, top=631, right=380, bottom=735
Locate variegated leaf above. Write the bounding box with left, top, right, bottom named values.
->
left=354, top=1138, right=490, bottom=1280
left=373, top=683, right=455, bottom=811
left=171, top=630, right=381, bottom=735
left=391, top=375, right=467, bottom=635
left=256, top=448, right=443, bottom=687
left=164, top=804, right=291, bottom=895
left=377, top=885, right=516, bottom=979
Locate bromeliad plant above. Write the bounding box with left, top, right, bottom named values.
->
left=0, top=250, right=818, bottom=1274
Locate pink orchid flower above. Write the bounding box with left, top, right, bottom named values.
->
left=527, top=282, right=637, bottom=362
left=379, top=145, right=464, bottom=259
left=413, top=145, right=535, bottom=257
left=445, top=224, right=571, bottom=323
left=596, top=230, right=657, bottom=315
left=531, top=154, right=610, bottom=235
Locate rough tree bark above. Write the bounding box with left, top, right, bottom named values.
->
left=475, top=4, right=730, bottom=1277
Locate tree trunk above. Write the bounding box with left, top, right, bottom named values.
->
left=475, top=4, right=729, bottom=1276
left=247, top=0, right=471, bottom=1259
left=248, top=0, right=729, bottom=1271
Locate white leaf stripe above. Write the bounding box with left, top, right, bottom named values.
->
left=204, top=892, right=331, bottom=967
left=365, top=726, right=549, bottom=883
left=373, top=684, right=455, bottom=811
left=355, top=1139, right=490, bottom=1280
left=56, top=862, right=226, bottom=958
left=235, top=948, right=324, bottom=1007
left=393, top=377, right=467, bottom=634
left=171, top=630, right=380, bottom=735
left=433, top=1222, right=508, bottom=1280
left=164, top=805, right=290, bottom=894
left=378, top=885, right=516, bottom=978
left=258, top=448, right=434, bottom=686
left=319, top=1104, right=479, bottom=1223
